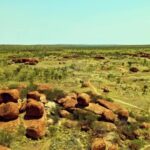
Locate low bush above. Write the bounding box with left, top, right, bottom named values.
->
left=48, top=126, right=91, bottom=150
left=129, top=139, right=145, bottom=150
left=0, top=130, right=13, bottom=147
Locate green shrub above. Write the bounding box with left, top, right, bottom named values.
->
left=48, top=126, right=91, bottom=150
left=43, top=88, right=66, bottom=101
left=119, top=123, right=140, bottom=140
left=20, top=83, right=38, bottom=98
left=73, top=109, right=99, bottom=123
left=129, top=139, right=145, bottom=150
left=0, top=130, right=13, bottom=147
left=136, top=114, right=150, bottom=122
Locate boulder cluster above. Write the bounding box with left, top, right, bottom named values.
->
left=56, top=92, right=130, bottom=150
left=22, top=91, right=47, bottom=139
left=57, top=92, right=129, bottom=123
left=12, top=58, right=39, bottom=65
left=0, top=89, right=47, bottom=140
left=1, top=89, right=144, bottom=149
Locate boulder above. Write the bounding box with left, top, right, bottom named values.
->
left=130, top=67, right=139, bottom=73
left=36, top=83, right=53, bottom=92
left=59, top=110, right=71, bottom=118
left=0, top=89, right=20, bottom=103
left=27, top=91, right=47, bottom=104
left=117, top=108, right=129, bottom=120
left=91, top=138, right=106, bottom=150
left=97, top=99, right=129, bottom=120
left=140, top=122, right=150, bottom=129
left=86, top=103, right=116, bottom=122
left=97, top=99, right=121, bottom=112
left=85, top=103, right=105, bottom=115
left=58, top=96, right=77, bottom=109
left=25, top=100, right=44, bottom=119
left=67, top=93, right=77, bottom=100
left=0, top=102, right=19, bottom=121
left=77, top=93, right=91, bottom=107
left=26, top=121, right=46, bottom=139
left=102, top=110, right=116, bottom=122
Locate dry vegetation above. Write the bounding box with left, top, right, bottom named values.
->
left=0, top=45, right=150, bottom=150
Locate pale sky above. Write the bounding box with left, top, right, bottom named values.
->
left=0, top=0, right=150, bottom=44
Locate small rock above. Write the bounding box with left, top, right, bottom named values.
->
left=103, top=88, right=109, bottom=93
left=127, top=117, right=137, bottom=124
left=59, top=110, right=71, bottom=118
left=81, top=125, right=90, bottom=132
left=108, top=144, right=118, bottom=150
left=36, top=83, right=53, bottom=92
left=47, top=118, right=54, bottom=125
left=91, top=138, right=106, bottom=150
left=130, top=67, right=139, bottom=73
left=140, top=122, right=150, bottom=129
left=94, top=56, right=105, bottom=60
left=81, top=81, right=91, bottom=88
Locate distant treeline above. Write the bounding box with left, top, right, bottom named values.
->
left=0, top=44, right=150, bottom=51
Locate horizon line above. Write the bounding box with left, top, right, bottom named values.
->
left=0, top=44, right=150, bottom=46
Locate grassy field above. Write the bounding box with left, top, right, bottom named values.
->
left=0, top=45, right=150, bottom=150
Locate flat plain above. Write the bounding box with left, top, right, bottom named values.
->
left=0, top=45, right=150, bottom=150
